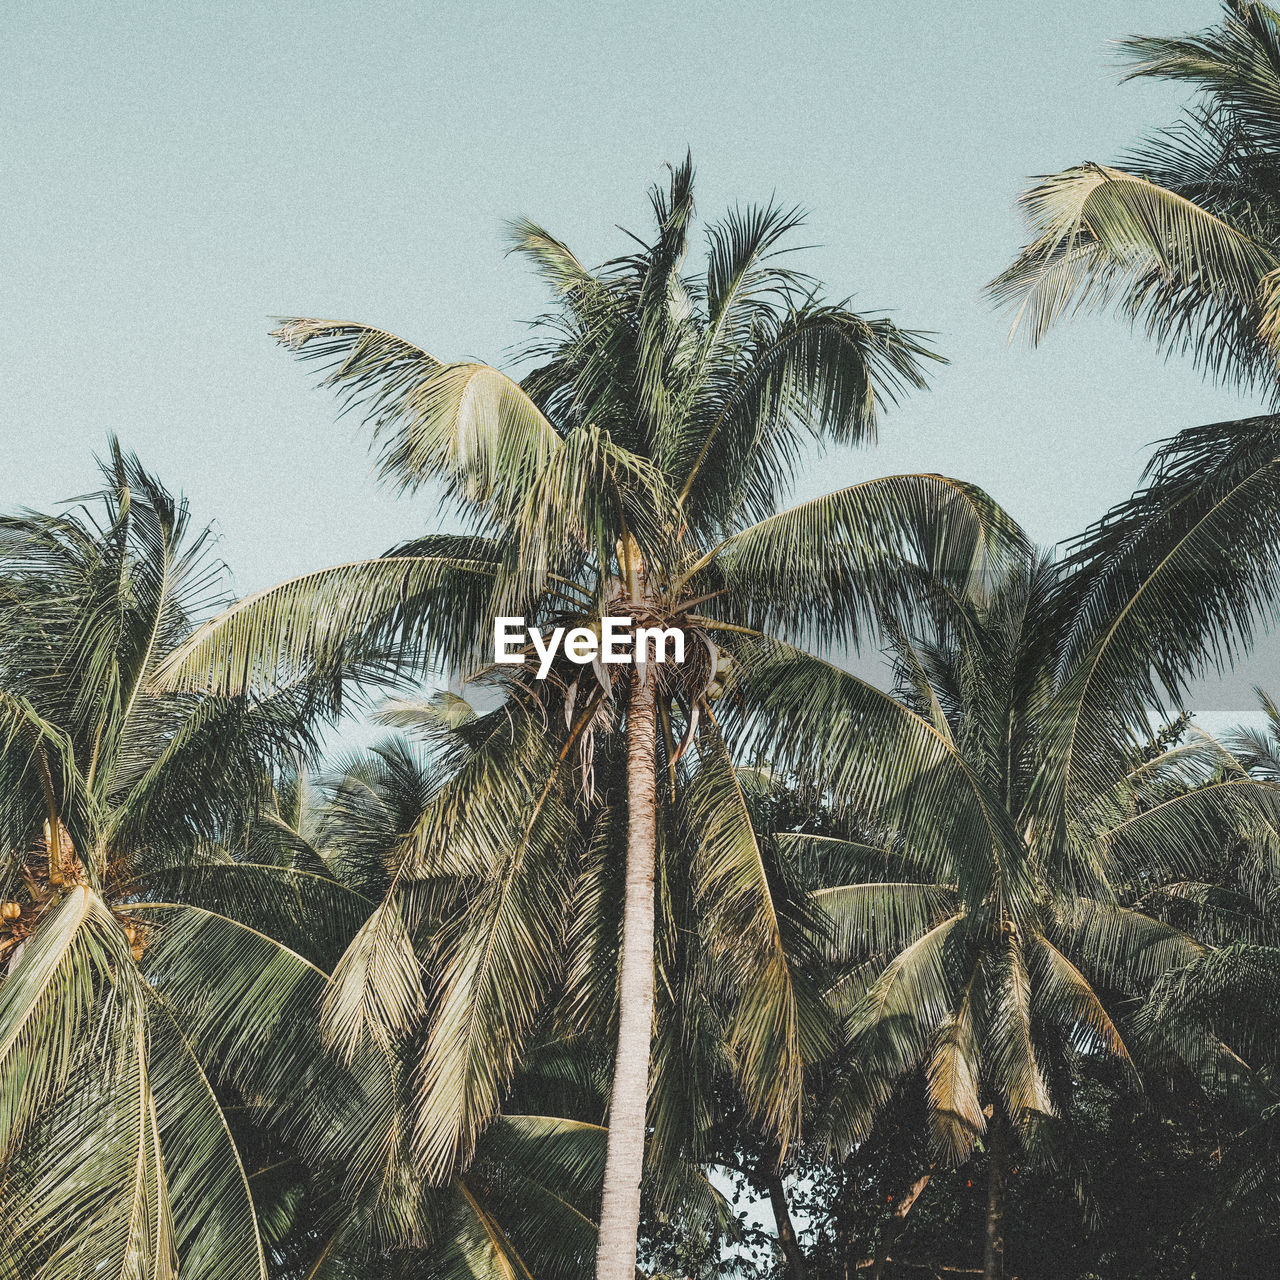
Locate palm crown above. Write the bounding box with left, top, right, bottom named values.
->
left=724, top=433, right=1280, bottom=1272
left=0, top=455, right=634, bottom=1278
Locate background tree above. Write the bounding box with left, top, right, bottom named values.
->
left=729, top=413, right=1280, bottom=1276
left=223, top=736, right=639, bottom=1280
left=0, top=447, right=344, bottom=1278
left=0, top=454, right=627, bottom=1280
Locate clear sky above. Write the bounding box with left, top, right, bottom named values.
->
left=1, top=0, right=1272, bottom=716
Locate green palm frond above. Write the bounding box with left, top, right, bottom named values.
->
left=1031, top=937, right=1134, bottom=1071
left=1140, top=940, right=1280, bottom=1067
left=373, top=691, right=479, bottom=734
left=698, top=474, right=1026, bottom=648
left=813, top=882, right=957, bottom=964
left=1032, top=414, right=1280, bottom=850
left=825, top=915, right=966, bottom=1153
left=412, top=732, right=576, bottom=1180
left=450, top=1177, right=538, bottom=1280
left=466, top=1115, right=606, bottom=1280
left=1118, top=2, right=1280, bottom=151
left=1057, top=899, right=1203, bottom=990
left=734, top=640, right=1029, bottom=916
left=139, top=862, right=371, bottom=970
left=685, top=733, right=832, bottom=1147
left=0, top=887, right=136, bottom=1156
left=991, top=161, right=1276, bottom=385
left=147, top=1004, right=270, bottom=1280
left=153, top=541, right=503, bottom=697
left=0, top=1010, right=179, bottom=1280
left=1104, top=775, right=1280, bottom=882
left=271, top=319, right=563, bottom=512
left=128, top=900, right=335, bottom=1120
left=675, top=304, right=944, bottom=531
left=992, top=2, right=1280, bottom=388
left=505, top=219, right=603, bottom=305
left=776, top=831, right=934, bottom=885
left=321, top=895, right=425, bottom=1060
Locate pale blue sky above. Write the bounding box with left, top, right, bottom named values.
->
left=1, top=0, right=1272, bottom=714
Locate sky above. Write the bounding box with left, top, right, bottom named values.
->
left=1, top=0, right=1274, bottom=718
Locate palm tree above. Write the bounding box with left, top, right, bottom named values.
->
left=0, top=450, right=615, bottom=1280
left=155, top=158, right=1021, bottom=1279
left=990, top=0, right=1280, bottom=393
left=0, top=446, right=349, bottom=1277
left=1122, top=688, right=1280, bottom=1271
left=230, top=738, right=667, bottom=1280
left=733, top=431, right=1280, bottom=1277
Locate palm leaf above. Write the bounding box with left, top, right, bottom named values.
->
left=926, top=966, right=984, bottom=1163
left=990, top=162, right=1275, bottom=383
left=152, top=541, right=502, bottom=697
left=0, top=886, right=136, bottom=1158
left=272, top=319, right=563, bottom=517
left=320, top=894, right=425, bottom=1060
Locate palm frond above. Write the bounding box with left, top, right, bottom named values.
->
left=412, top=733, right=575, bottom=1180
left=926, top=967, right=984, bottom=1164
left=152, top=541, right=502, bottom=698
left=813, top=882, right=957, bottom=964
left=685, top=733, right=832, bottom=1147
left=0, top=886, right=136, bottom=1158
left=700, top=474, right=1025, bottom=648
left=990, top=162, right=1275, bottom=385
left=272, top=319, right=563, bottom=516
left=320, top=895, right=425, bottom=1060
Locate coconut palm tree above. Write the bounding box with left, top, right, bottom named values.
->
left=0, top=451, right=616, bottom=1280
left=224, top=741, right=661, bottom=1280
left=155, top=157, right=1022, bottom=1279
left=1137, top=935, right=1280, bottom=1268
left=1112, top=688, right=1280, bottom=1270
left=990, top=0, right=1280, bottom=393
left=378, top=699, right=831, bottom=1279
left=0, top=445, right=354, bottom=1277
left=733, top=420, right=1280, bottom=1278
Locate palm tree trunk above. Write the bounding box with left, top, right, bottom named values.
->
left=983, top=1111, right=1008, bottom=1280
left=834, top=1155, right=859, bottom=1280
left=595, top=667, right=658, bottom=1280
left=763, top=1160, right=807, bottom=1280
left=872, top=1170, right=932, bottom=1280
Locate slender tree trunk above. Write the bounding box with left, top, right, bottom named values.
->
left=763, top=1160, right=807, bottom=1280
left=594, top=667, right=658, bottom=1280
left=983, top=1112, right=1008, bottom=1280
left=834, top=1155, right=858, bottom=1280
left=872, top=1170, right=932, bottom=1280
